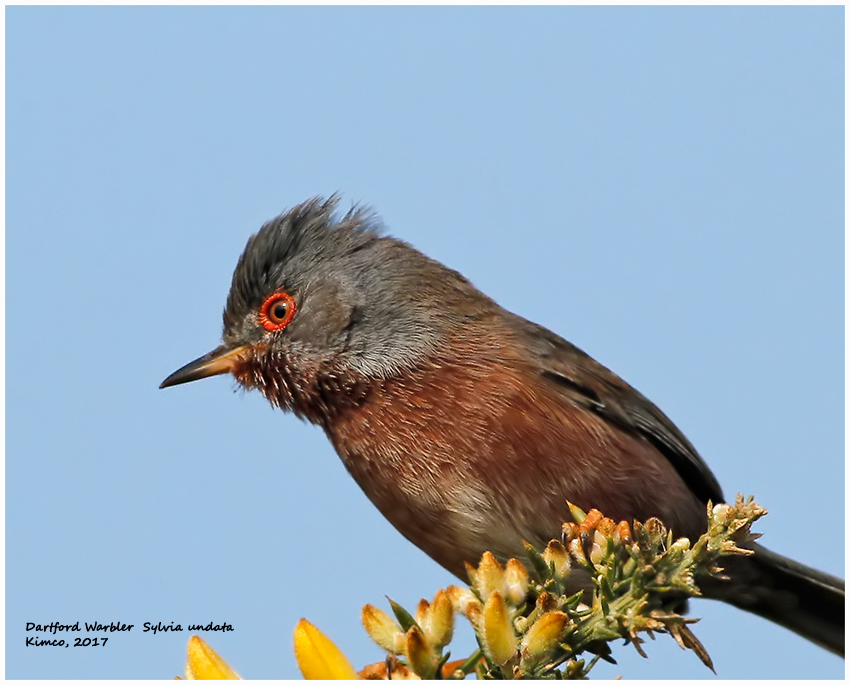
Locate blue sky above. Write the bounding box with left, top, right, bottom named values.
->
left=6, top=6, right=843, bottom=680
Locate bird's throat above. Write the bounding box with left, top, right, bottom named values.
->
left=230, top=348, right=374, bottom=425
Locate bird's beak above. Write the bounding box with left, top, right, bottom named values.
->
left=159, top=345, right=251, bottom=389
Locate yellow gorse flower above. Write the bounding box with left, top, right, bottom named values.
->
left=293, top=618, right=358, bottom=680
left=361, top=604, right=405, bottom=653
left=482, top=592, right=517, bottom=666
left=184, top=635, right=241, bottom=680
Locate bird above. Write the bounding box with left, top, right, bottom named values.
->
left=161, top=196, right=844, bottom=657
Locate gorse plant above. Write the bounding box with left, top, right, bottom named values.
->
left=177, top=495, right=767, bottom=679
left=358, top=495, right=765, bottom=679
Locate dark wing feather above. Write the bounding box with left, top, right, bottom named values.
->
left=516, top=317, right=725, bottom=506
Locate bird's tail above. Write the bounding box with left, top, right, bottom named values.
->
left=701, top=543, right=844, bottom=657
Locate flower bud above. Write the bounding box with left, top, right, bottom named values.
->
left=420, top=589, right=454, bottom=649
left=590, top=530, right=609, bottom=566
left=579, top=509, right=604, bottom=538
left=568, top=537, right=589, bottom=568
left=643, top=517, right=667, bottom=548
left=404, top=626, right=438, bottom=679
left=475, top=551, right=506, bottom=599
left=362, top=604, right=405, bottom=654
left=542, top=540, right=571, bottom=579
left=614, top=520, right=632, bottom=545
left=520, top=612, right=569, bottom=664
left=185, top=635, right=241, bottom=680
left=535, top=591, right=557, bottom=614
left=482, top=592, right=518, bottom=666
left=503, top=559, right=530, bottom=606
left=293, top=619, right=358, bottom=680
left=712, top=503, right=735, bottom=525
left=670, top=537, right=691, bottom=555
left=589, top=542, right=604, bottom=566
left=596, top=517, right=616, bottom=538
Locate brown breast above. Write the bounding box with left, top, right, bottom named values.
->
left=323, top=322, right=706, bottom=578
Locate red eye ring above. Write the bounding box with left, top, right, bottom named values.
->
left=259, top=292, right=296, bottom=332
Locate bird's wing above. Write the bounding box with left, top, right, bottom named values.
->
left=515, top=317, right=725, bottom=506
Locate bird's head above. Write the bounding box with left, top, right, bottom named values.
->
left=160, top=196, right=476, bottom=416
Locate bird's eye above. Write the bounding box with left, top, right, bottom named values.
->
left=259, top=292, right=296, bottom=332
